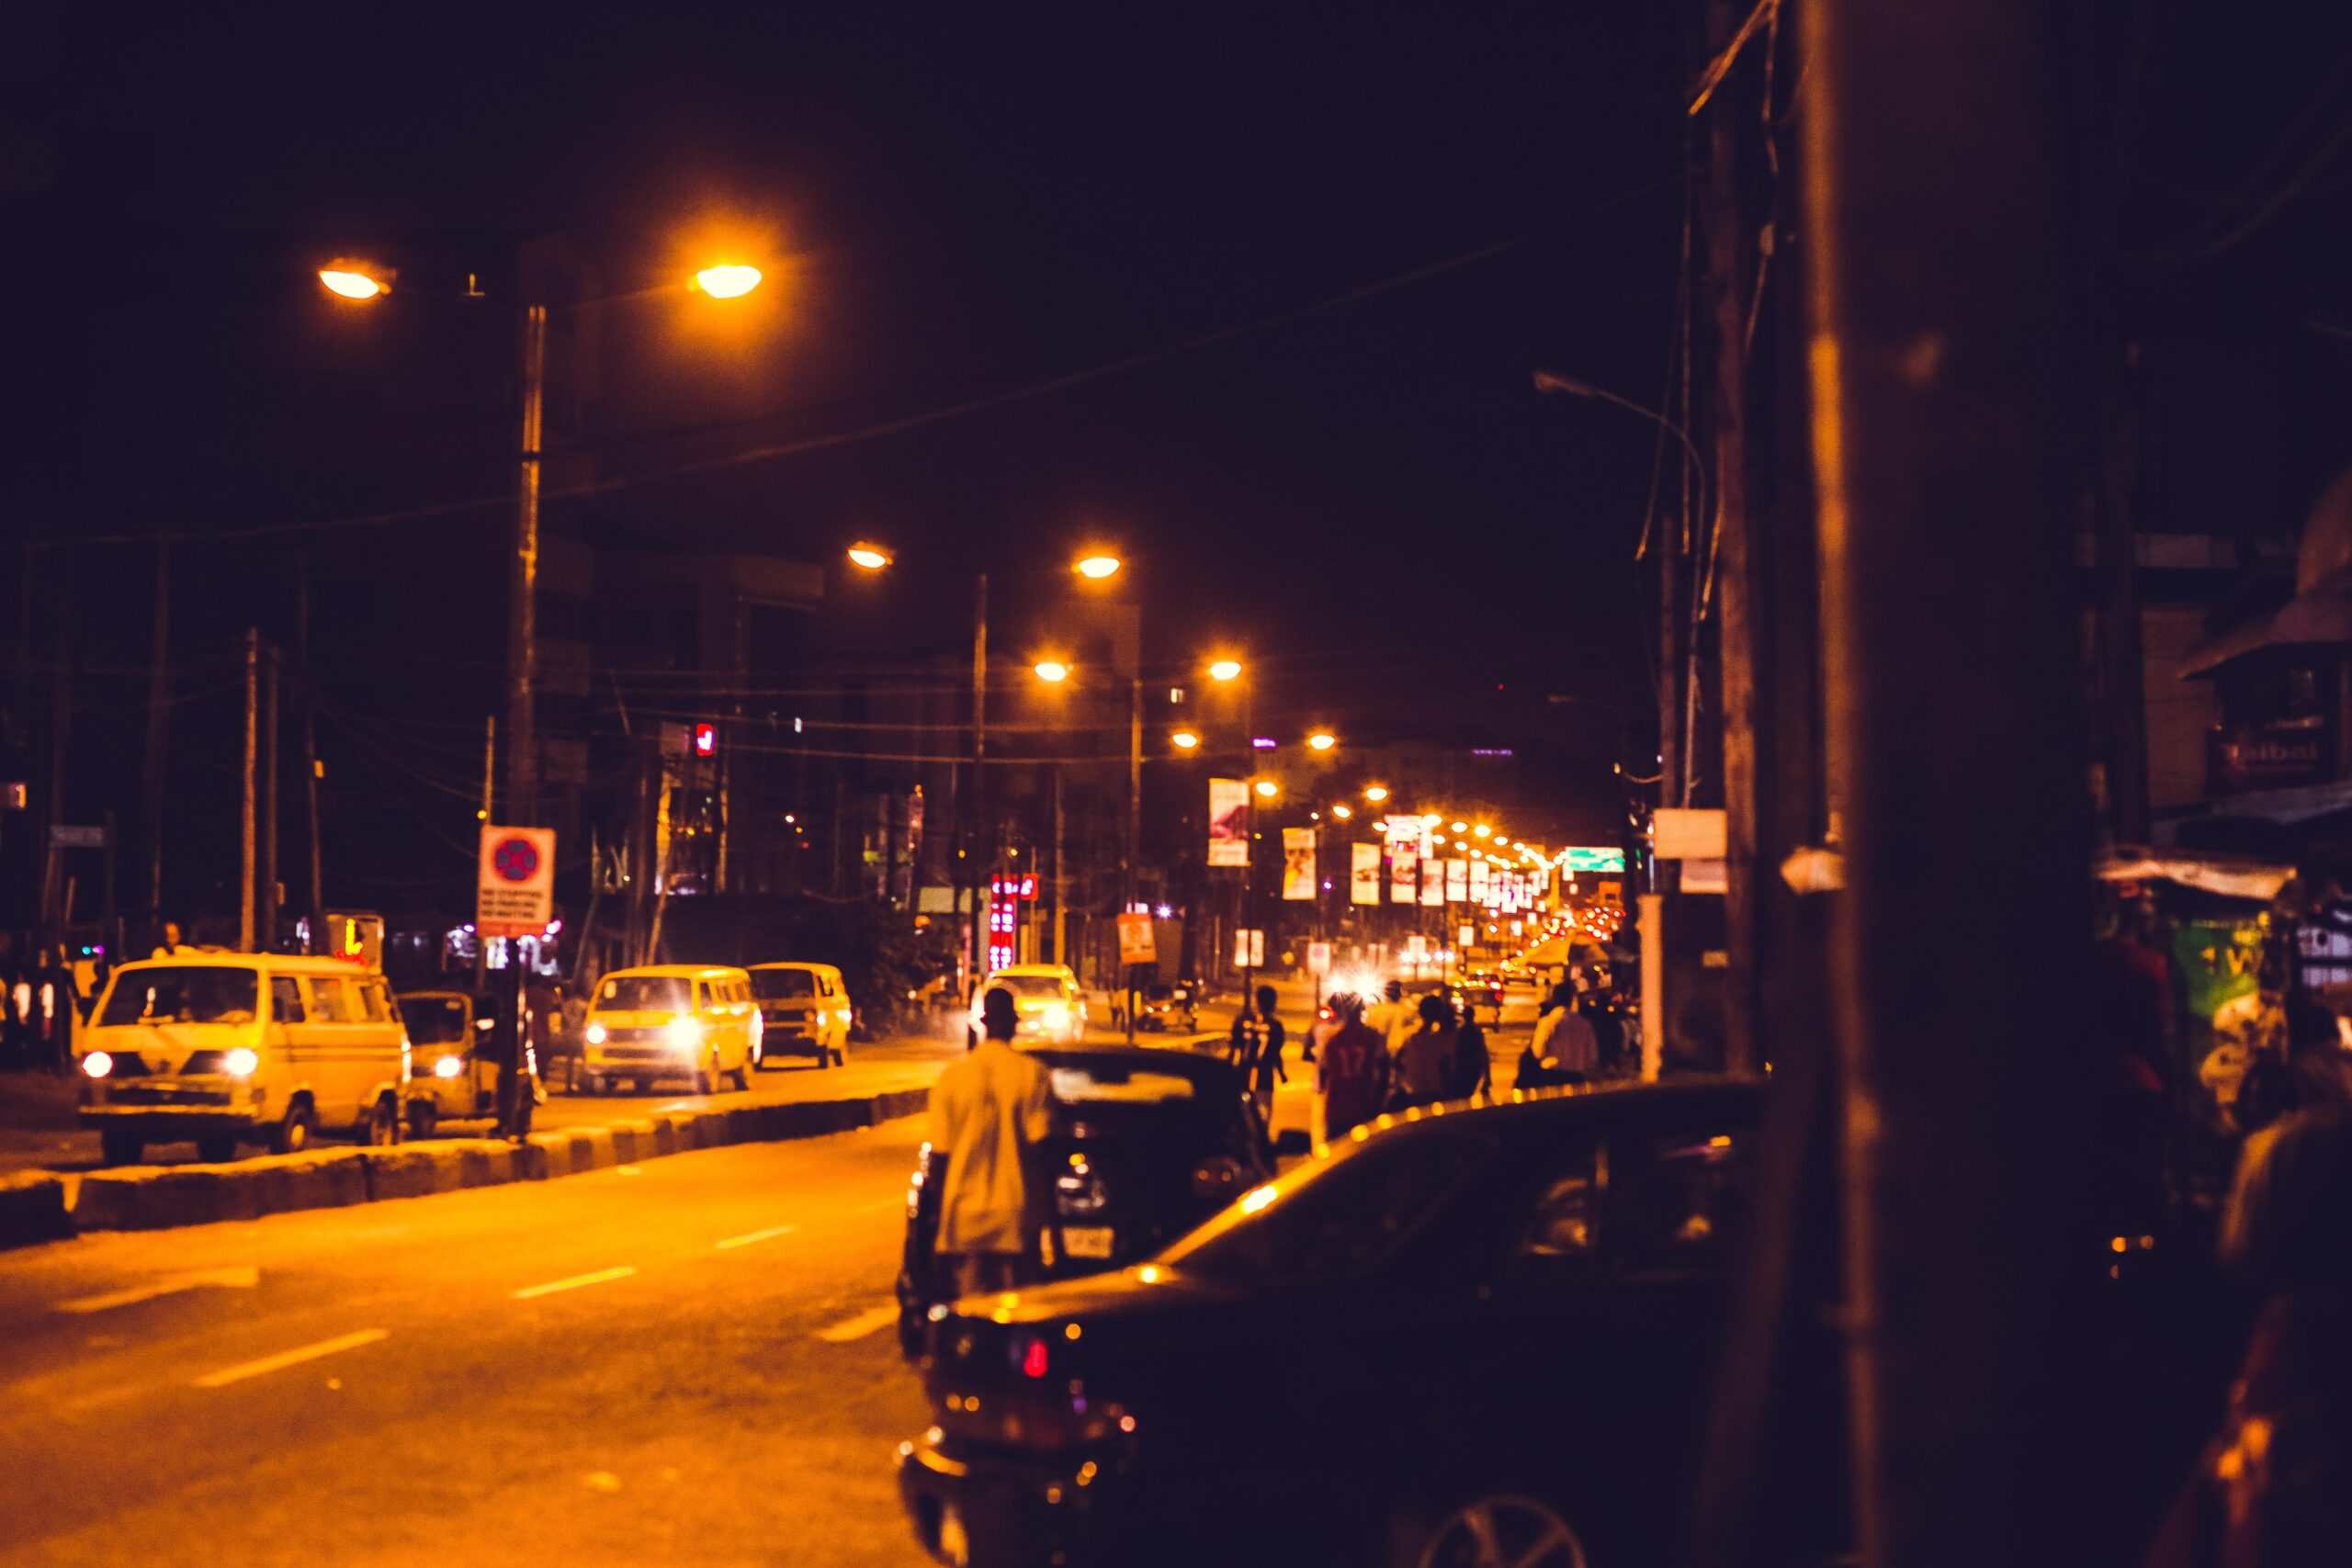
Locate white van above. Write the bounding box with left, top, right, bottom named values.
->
left=76, top=953, right=410, bottom=1164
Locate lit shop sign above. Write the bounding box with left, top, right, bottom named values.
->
left=1559, top=846, right=1626, bottom=873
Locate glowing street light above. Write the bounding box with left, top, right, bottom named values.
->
left=317, top=260, right=390, bottom=300
left=1330, top=803, right=1353, bottom=819
left=1363, top=784, right=1390, bottom=803
left=1421, top=813, right=1442, bottom=828
left=1074, top=553, right=1123, bottom=581
left=1170, top=730, right=1201, bottom=750
left=1451, top=820, right=1468, bottom=834
left=1306, top=731, right=1337, bottom=752
left=1208, top=659, right=1243, bottom=682
left=693, top=264, right=764, bottom=299
left=1473, top=824, right=1492, bottom=840
left=1253, top=779, right=1280, bottom=798
left=845, top=542, right=895, bottom=571
left=1034, top=660, right=1071, bottom=683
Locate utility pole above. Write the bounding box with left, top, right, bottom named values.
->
left=1705, top=0, right=1763, bottom=1077
left=508, top=302, right=547, bottom=830
left=967, top=572, right=989, bottom=984
left=142, top=539, right=169, bottom=914
left=477, top=716, right=496, bottom=987
left=258, top=640, right=279, bottom=952
left=298, top=558, right=324, bottom=953
left=240, top=628, right=258, bottom=953
left=1050, top=763, right=1066, bottom=965
left=1804, top=0, right=2096, bottom=1563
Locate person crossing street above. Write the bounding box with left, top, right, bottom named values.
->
left=928, top=987, right=1056, bottom=1298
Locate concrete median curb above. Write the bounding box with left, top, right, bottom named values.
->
left=56, top=1085, right=930, bottom=1237
left=0, top=1170, right=72, bottom=1249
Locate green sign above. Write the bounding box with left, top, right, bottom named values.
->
left=1561, top=846, right=1625, bottom=873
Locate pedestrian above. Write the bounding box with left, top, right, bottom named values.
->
left=1392, top=993, right=1458, bottom=1109
left=1313, top=992, right=1389, bottom=1142
left=1451, top=996, right=1491, bottom=1100
left=1365, top=979, right=1419, bottom=1055
left=151, top=921, right=195, bottom=960
left=1229, top=984, right=1287, bottom=1123
left=2146, top=1110, right=2352, bottom=1567
left=927, top=986, right=1056, bottom=1299
left=1529, top=982, right=1599, bottom=1086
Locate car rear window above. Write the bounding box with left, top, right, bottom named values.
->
left=402, top=996, right=469, bottom=1046
left=752, top=969, right=815, bottom=1000
left=600, top=976, right=689, bottom=1011
left=995, top=975, right=1066, bottom=998
left=1162, top=1129, right=1492, bottom=1284
left=1047, top=1066, right=1198, bottom=1104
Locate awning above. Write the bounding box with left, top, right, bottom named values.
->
left=2177, top=570, right=2352, bottom=676
left=2096, top=846, right=2295, bottom=902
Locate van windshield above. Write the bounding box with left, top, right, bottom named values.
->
left=97, top=967, right=260, bottom=1027
left=401, top=996, right=471, bottom=1046
left=751, top=969, right=816, bottom=1000
left=599, top=976, right=689, bottom=1012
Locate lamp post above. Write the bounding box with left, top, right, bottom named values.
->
left=320, top=256, right=765, bottom=828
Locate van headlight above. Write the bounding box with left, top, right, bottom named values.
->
left=1041, top=1003, right=1071, bottom=1031
left=434, top=1055, right=464, bottom=1079
left=584, top=1022, right=606, bottom=1046
left=223, top=1047, right=259, bottom=1078
left=81, top=1051, right=112, bottom=1080
left=667, top=1016, right=704, bottom=1051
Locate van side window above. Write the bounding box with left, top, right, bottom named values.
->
left=819, top=974, right=837, bottom=998
left=306, top=977, right=355, bottom=1023
left=271, top=977, right=307, bottom=1024
left=356, top=980, right=390, bottom=1022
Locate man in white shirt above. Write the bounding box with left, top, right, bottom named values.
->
left=928, top=986, right=1055, bottom=1298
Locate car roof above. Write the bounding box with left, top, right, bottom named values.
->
left=1021, top=1041, right=1245, bottom=1082
left=989, top=964, right=1075, bottom=977
left=747, top=961, right=838, bottom=972
left=111, top=953, right=379, bottom=976
left=1346, top=1076, right=1762, bottom=1148
left=602, top=964, right=745, bottom=979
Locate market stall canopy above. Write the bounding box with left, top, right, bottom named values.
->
left=2179, top=467, right=2352, bottom=677
left=2096, top=846, right=2296, bottom=902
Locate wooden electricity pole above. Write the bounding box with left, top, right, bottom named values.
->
left=240, top=628, right=258, bottom=953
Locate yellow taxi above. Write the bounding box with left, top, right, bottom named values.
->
left=579, top=964, right=760, bottom=1096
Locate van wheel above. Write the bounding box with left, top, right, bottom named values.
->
left=366, top=1096, right=401, bottom=1146
left=196, top=1136, right=239, bottom=1163
left=831, top=1040, right=849, bottom=1068
left=576, top=1073, right=603, bottom=1097
left=729, top=1062, right=752, bottom=1092
left=696, top=1055, right=723, bottom=1096
left=269, top=1104, right=315, bottom=1156
left=99, top=1129, right=143, bottom=1166
left=407, top=1102, right=438, bottom=1140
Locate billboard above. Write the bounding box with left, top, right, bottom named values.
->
left=1444, top=858, right=1469, bottom=903
left=1351, top=842, right=1381, bottom=905
left=1207, top=778, right=1250, bottom=866
left=1282, top=827, right=1317, bottom=900
left=1419, top=863, right=1444, bottom=906
left=1386, top=816, right=1422, bottom=904
left=1469, top=858, right=1491, bottom=902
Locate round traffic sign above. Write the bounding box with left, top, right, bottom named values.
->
left=491, top=835, right=541, bottom=884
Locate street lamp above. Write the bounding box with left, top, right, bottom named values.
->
left=1330, top=803, right=1353, bottom=820
left=1254, top=779, right=1280, bottom=799
left=1170, top=730, right=1201, bottom=750
left=1208, top=659, right=1243, bottom=682
left=845, top=542, right=894, bottom=571
left=1474, top=824, right=1492, bottom=840
left=1034, top=660, right=1071, bottom=683
left=1306, top=731, right=1337, bottom=752
left=692, top=264, right=763, bottom=299
left=318, top=260, right=390, bottom=300
left=1074, top=553, right=1123, bottom=581
left=1363, top=784, right=1390, bottom=804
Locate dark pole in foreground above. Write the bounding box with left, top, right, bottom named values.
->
left=1804, top=0, right=2095, bottom=1563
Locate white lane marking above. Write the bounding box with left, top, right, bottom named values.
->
left=815, top=1302, right=900, bottom=1343
left=57, top=1265, right=260, bottom=1314
left=191, top=1328, right=389, bottom=1389
left=715, top=1224, right=797, bottom=1250
left=512, top=1265, right=637, bottom=1300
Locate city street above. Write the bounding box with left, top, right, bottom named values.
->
left=0, top=1120, right=938, bottom=1568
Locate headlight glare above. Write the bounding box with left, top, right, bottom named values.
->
left=82, top=1051, right=112, bottom=1080
left=584, top=1021, right=606, bottom=1045
left=434, top=1055, right=464, bottom=1079
left=222, top=1047, right=260, bottom=1077
left=667, top=1016, right=704, bottom=1051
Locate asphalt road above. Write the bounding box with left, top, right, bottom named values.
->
left=0, top=1119, right=940, bottom=1568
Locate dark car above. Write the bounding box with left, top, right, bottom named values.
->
left=895, top=1043, right=1272, bottom=1358
left=896, top=1078, right=1844, bottom=1568
left=1127, top=982, right=1199, bottom=1033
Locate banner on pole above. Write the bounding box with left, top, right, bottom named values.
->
left=1234, top=928, right=1265, bottom=968
left=1207, top=779, right=1250, bottom=866
left=1386, top=816, right=1422, bottom=904
left=1282, top=827, right=1317, bottom=900
left=1350, top=842, right=1381, bottom=905
left=1469, top=858, right=1491, bottom=902
left=1419, top=862, right=1443, bottom=906
left=1444, top=858, right=1468, bottom=903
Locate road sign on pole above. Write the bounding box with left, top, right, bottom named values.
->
left=1234, top=928, right=1265, bottom=968
left=477, top=826, right=556, bottom=939
left=1306, top=941, right=1331, bottom=976
left=1116, top=911, right=1158, bottom=966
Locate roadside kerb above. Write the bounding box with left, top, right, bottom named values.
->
left=0, top=1170, right=71, bottom=1249
left=57, top=1085, right=931, bottom=1236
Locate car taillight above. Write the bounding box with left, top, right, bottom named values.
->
left=1192, top=1155, right=1247, bottom=1203
left=1056, top=1156, right=1110, bottom=1215
left=932, top=1323, right=1127, bottom=1451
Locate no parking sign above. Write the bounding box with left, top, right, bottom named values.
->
left=478, top=825, right=556, bottom=939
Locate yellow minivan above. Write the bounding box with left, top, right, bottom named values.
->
left=747, top=961, right=853, bottom=1068
left=580, top=964, right=761, bottom=1096
left=76, top=953, right=410, bottom=1165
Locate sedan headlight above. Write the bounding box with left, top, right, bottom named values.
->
left=1040, top=1003, right=1072, bottom=1031
left=434, top=1055, right=464, bottom=1079
left=81, top=1051, right=112, bottom=1080
left=666, top=1016, right=704, bottom=1051
left=222, top=1047, right=260, bottom=1078
left=584, top=1021, right=607, bottom=1046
